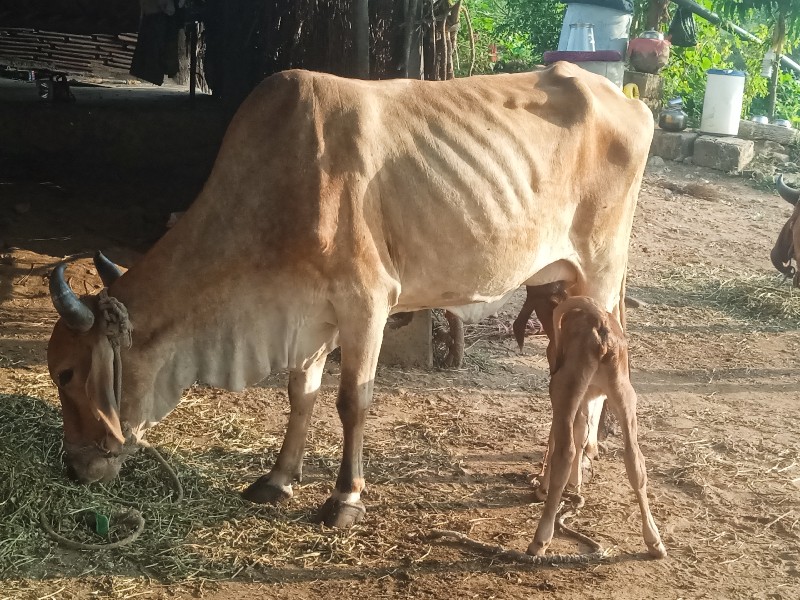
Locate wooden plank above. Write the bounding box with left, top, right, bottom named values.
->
left=53, top=40, right=101, bottom=50
left=0, top=41, right=41, bottom=51
left=45, top=49, right=100, bottom=60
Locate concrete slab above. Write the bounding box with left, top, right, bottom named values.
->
left=379, top=310, right=432, bottom=368
left=650, top=128, right=698, bottom=161
left=737, top=119, right=799, bottom=146
left=693, top=135, right=754, bottom=172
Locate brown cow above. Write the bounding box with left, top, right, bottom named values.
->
left=47, top=64, right=654, bottom=538
left=529, top=296, right=666, bottom=558
left=771, top=174, right=799, bottom=285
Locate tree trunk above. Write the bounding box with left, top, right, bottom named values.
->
left=768, top=54, right=780, bottom=119
left=767, top=13, right=787, bottom=120
left=644, top=0, right=670, bottom=31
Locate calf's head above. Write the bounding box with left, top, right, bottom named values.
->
left=47, top=253, right=135, bottom=484
left=772, top=175, right=800, bottom=286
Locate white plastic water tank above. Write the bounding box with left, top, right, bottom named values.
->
left=699, top=69, right=746, bottom=136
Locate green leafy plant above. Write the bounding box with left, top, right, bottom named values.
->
left=750, top=57, right=800, bottom=125
left=455, top=0, right=564, bottom=76
left=661, top=18, right=769, bottom=126
left=713, top=0, right=800, bottom=116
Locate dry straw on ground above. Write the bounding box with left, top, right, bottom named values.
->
left=2, top=265, right=800, bottom=597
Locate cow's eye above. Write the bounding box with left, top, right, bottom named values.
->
left=58, top=369, right=74, bottom=387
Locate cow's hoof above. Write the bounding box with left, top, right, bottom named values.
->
left=316, top=497, right=366, bottom=528
left=442, top=347, right=464, bottom=369
left=241, top=476, right=292, bottom=504
left=647, top=541, right=667, bottom=559
left=526, top=539, right=548, bottom=557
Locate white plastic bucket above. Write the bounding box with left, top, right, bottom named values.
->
left=699, top=69, right=746, bottom=136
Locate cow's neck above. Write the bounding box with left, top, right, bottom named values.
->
left=106, top=222, right=337, bottom=435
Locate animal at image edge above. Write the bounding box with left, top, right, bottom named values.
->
left=771, top=174, right=800, bottom=285
left=46, top=63, right=665, bottom=557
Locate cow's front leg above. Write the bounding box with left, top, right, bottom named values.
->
left=317, top=309, right=386, bottom=528
left=242, top=356, right=326, bottom=504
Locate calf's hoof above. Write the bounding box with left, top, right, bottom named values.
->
left=581, top=453, right=594, bottom=485
left=241, top=476, right=292, bottom=504
left=533, top=484, right=548, bottom=502
left=647, top=540, right=668, bottom=559
left=316, top=497, right=366, bottom=528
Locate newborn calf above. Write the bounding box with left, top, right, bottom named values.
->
left=529, top=297, right=667, bottom=559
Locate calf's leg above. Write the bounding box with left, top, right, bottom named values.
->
left=516, top=283, right=566, bottom=496
left=606, top=376, right=667, bottom=558
left=528, top=364, right=592, bottom=556
left=242, top=356, right=326, bottom=504
left=520, top=282, right=596, bottom=496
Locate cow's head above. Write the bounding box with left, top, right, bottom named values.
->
left=771, top=175, right=800, bottom=286
left=47, top=252, right=136, bottom=484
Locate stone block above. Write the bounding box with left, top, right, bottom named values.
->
left=623, top=70, right=664, bottom=116
left=623, top=70, right=663, bottom=99
left=650, top=128, right=698, bottom=161
left=379, top=310, right=432, bottom=368
left=737, top=120, right=799, bottom=146
left=693, top=136, right=754, bottom=172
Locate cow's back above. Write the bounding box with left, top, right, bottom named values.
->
left=188, top=65, right=653, bottom=308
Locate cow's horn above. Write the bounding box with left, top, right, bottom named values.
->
left=49, top=263, right=95, bottom=332
left=93, top=251, right=122, bottom=287
left=777, top=174, right=800, bottom=206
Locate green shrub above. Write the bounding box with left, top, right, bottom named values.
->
left=456, top=0, right=564, bottom=76
left=661, top=20, right=769, bottom=127
left=749, top=68, right=800, bottom=126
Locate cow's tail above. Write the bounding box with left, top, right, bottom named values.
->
left=618, top=269, right=628, bottom=332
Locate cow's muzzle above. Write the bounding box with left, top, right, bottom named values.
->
left=63, top=438, right=139, bottom=484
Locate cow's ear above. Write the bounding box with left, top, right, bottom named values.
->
left=85, top=341, right=125, bottom=444
left=771, top=218, right=796, bottom=277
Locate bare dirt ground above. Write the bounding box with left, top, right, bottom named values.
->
left=1, top=161, right=799, bottom=600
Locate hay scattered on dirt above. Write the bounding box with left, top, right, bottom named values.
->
left=0, top=383, right=477, bottom=595
left=657, top=266, right=800, bottom=329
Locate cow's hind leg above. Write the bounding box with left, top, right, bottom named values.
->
left=607, top=375, right=667, bottom=559
left=442, top=310, right=465, bottom=368
left=317, top=304, right=388, bottom=528
left=242, top=355, right=326, bottom=504
left=513, top=282, right=568, bottom=355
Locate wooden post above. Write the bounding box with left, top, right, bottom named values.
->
left=353, top=0, right=370, bottom=78
left=189, top=22, right=197, bottom=102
